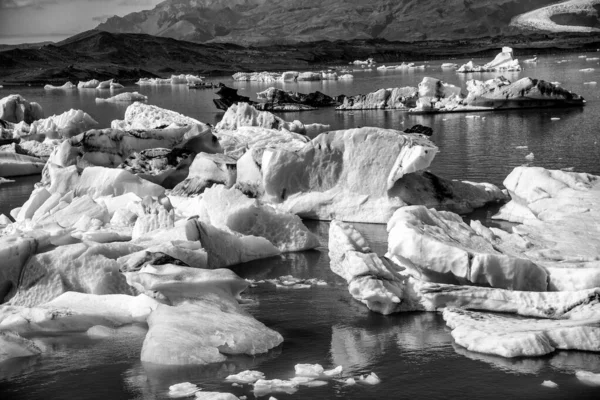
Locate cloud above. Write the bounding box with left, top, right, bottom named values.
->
left=0, top=0, right=58, bottom=8
left=92, top=14, right=114, bottom=23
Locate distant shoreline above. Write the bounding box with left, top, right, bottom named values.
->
left=1, top=30, right=599, bottom=85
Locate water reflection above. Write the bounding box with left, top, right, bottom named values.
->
left=452, top=344, right=600, bottom=376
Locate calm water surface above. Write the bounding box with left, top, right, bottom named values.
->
left=1, top=52, right=600, bottom=399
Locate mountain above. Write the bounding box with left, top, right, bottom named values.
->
left=96, top=0, right=569, bottom=45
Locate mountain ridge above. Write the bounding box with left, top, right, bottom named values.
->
left=96, top=0, right=570, bottom=45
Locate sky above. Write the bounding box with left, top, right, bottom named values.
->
left=0, top=0, right=164, bottom=44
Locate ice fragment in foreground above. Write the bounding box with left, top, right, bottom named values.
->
left=225, top=370, right=265, bottom=384
left=576, top=370, right=600, bottom=386
left=541, top=380, right=558, bottom=388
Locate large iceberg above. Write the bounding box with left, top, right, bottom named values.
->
left=44, top=82, right=76, bottom=90
left=387, top=206, right=548, bottom=291
left=111, top=102, right=210, bottom=132
left=337, top=77, right=584, bottom=113
left=257, top=127, right=505, bottom=223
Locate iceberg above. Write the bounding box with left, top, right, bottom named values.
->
left=24, top=109, right=98, bottom=140
left=232, top=72, right=282, bottom=82
left=337, top=87, right=418, bottom=110
left=0, top=292, right=159, bottom=334
left=44, top=82, right=76, bottom=90
left=215, top=102, right=329, bottom=136
left=256, top=87, right=340, bottom=110
left=225, top=370, right=265, bottom=384
left=77, top=79, right=100, bottom=89
left=253, top=379, right=298, bottom=397
left=96, top=92, right=148, bottom=103
left=491, top=166, right=600, bottom=291
left=195, top=392, right=239, bottom=400
left=576, top=370, right=600, bottom=386
left=258, top=127, right=505, bottom=223
left=443, top=307, right=600, bottom=358
left=171, top=153, right=237, bottom=196
left=96, top=79, right=114, bottom=89
left=168, top=382, right=200, bottom=398
left=140, top=292, right=283, bottom=365
left=386, top=205, right=548, bottom=291
left=194, top=185, right=319, bottom=252
left=541, top=380, right=558, bottom=388
left=457, top=47, right=521, bottom=72
left=112, top=102, right=208, bottom=131
left=0, top=94, right=44, bottom=124
left=0, top=331, right=43, bottom=362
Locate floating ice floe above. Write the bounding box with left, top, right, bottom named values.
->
left=584, top=81, right=597, bottom=85
left=195, top=392, right=239, bottom=400
left=358, top=372, right=381, bottom=385
left=443, top=307, right=600, bottom=358
left=168, top=382, right=200, bottom=398
left=524, top=56, right=537, bottom=63
left=587, top=57, right=600, bottom=61
left=576, top=370, right=600, bottom=386
left=541, top=380, right=558, bottom=388
left=580, top=68, right=595, bottom=72
left=457, top=47, right=521, bottom=72
left=44, top=81, right=76, bottom=90
left=95, top=92, right=148, bottom=103
left=264, top=276, right=327, bottom=289
left=225, top=370, right=265, bottom=384
left=441, top=63, right=458, bottom=69
left=525, top=152, right=535, bottom=160
left=515, top=145, right=528, bottom=149
left=253, top=379, right=298, bottom=396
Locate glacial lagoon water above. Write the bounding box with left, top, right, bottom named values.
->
left=2, top=53, right=600, bottom=399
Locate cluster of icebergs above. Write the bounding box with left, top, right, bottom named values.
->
left=44, top=79, right=125, bottom=91
left=232, top=71, right=353, bottom=82
left=338, top=75, right=585, bottom=112
left=136, top=74, right=205, bottom=85
left=0, top=92, right=512, bottom=365
left=1, top=77, right=600, bottom=377
left=330, top=164, right=600, bottom=359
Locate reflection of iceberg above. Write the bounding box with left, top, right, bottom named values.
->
left=453, top=343, right=600, bottom=376
left=330, top=312, right=451, bottom=373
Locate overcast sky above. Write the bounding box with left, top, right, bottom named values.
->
left=0, top=0, right=163, bottom=44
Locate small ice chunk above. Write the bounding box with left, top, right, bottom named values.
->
left=551, top=81, right=561, bottom=85
left=290, top=377, right=316, bottom=384
left=515, top=146, right=528, bottom=149
left=253, top=379, right=298, bottom=397
left=323, top=366, right=343, bottom=377
left=345, top=378, right=356, bottom=385
left=584, top=82, right=597, bottom=85
left=295, top=363, right=324, bottom=377
left=576, top=370, right=600, bottom=386
left=550, top=117, right=560, bottom=121
left=169, top=382, right=200, bottom=398
left=541, top=380, right=558, bottom=388
left=195, top=392, right=238, bottom=400
left=231, top=383, right=240, bottom=387
left=302, top=380, right=328, bottom=387
left=358, top=372, right=381, bottom=385
left=580, top=68, right=595, bottom=72
left=225, top=370, right=265, bottom=384
left=525, top=152, right=535, bottom=161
